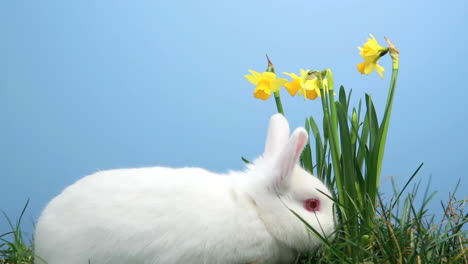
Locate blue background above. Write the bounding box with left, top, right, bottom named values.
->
left=1, top=0, right=467, bottom=237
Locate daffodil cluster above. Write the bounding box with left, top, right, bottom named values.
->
left=283, top=70, right=324, bottom=101
left=245, top=69, right=327, bottom=101
left=246, top=34, right=391, bottom=101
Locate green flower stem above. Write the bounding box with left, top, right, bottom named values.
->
left=319, top=71, right=356, bottom=248
left=273, top=91, right=285, bottom=115
left=374, top=66, right=399, bottom=193
left=318, top=77, right=347, bottom=234
left=369, top=40, right=399, bottom=209
left=324, top=70, right=341, bottom=166
left=385, top=36, right=400, bottom=71
left=265, top=55, right=285, bottom=115
left=319, top=72, right=343, bottom=204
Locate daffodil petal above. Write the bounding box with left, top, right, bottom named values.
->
left=375, top=63, right=385, bottom=78
left=248, top=70, right=261, bottom=78
left=283, top=72, right=299, bottom=79
left=271, top=78, right=288, bottom=92
left=244, top=74, right=258, bottom=84
left=364, top=61, right=375, bottom=74
left=303, top=80, right=315, bottom=90
left=261, top=72, right=277, bottom=79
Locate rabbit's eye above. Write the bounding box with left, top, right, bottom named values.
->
left=303, top=198, right=320, bottom=212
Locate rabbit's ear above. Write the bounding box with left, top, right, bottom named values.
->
left=264, top=114, right=290, bottom=158
left=270, top=127, right=308, bottom=194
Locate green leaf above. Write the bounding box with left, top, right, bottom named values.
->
left=300, top=118, right=314, bottom=174
left=309, top=117, right=324, bottom=177
left=339, top=85, right=348, bottom=113
left=391, top=163, right=424, bottom=211
left=373, top=68, right=399, bottom=196
left=356, top=114, right=370, bottom=169
left=365, top=94, right=379, bottom=151
left=241, top=157, right=251, bottom=164
left=336, top=101, right=358, bottom=203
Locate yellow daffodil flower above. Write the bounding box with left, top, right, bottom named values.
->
left=283, top=69, right=324, bottom=100
left=357, top=34, right=389, bottom=78
left=245, top=70, right=288, bottom=100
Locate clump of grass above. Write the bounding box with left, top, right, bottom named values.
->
left=0, top=200, right=34, bottom=264
left=373, top=180, right=467, bottom=263
left=299, top=179, right=468, bottom=264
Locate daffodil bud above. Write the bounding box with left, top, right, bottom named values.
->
left=351, top=108, right=358, bottom=144
left=324, top=69, right=334, bottom=91
left=384, top=36, right=400, bottom=70
left=352, top=108, right=358, bottom=126
left=266, top=54, right=275, bottom=73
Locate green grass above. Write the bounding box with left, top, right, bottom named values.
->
left=1, top=182, right=466, bottom=264
left=2, top=165, right=465, bottom=264
left=298, top=179, right=468, bottom=264
left=0, top=200, right=34, bottom=264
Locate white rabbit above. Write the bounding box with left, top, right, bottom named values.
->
left=34, top=114, right=335, bottom=264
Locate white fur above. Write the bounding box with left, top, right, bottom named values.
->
left=34, top=114, right=335, bottom=264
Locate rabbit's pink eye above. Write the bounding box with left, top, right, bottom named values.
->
left=304, top=198, right=320, bottom=212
